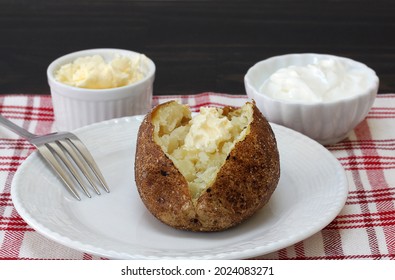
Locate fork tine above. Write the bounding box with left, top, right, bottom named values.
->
left=57, top=139, right=101, bottom=195
left=46, top=142, right=92, bottom=198
left=0, top=114, right=109, bottom=200
left=37, top=144, right=81, bottom=200
left=67, top=135, right=110, bottom=193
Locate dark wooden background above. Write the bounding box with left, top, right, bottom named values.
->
left=1, top=0, right=394, bottom=95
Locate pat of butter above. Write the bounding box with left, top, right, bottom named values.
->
left=184, top=108, right=232, bottom=153
left=55, top=54, right=146, bottom=89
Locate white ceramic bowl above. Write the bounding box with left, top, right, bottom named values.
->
left=245, top=53, right=379, bottom=145
left=47, top=48, right=155, bottom=131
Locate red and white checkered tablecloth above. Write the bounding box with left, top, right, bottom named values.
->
left=0, top=92, right=394, bottom=260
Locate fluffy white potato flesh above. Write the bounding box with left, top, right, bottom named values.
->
left=152, top=102, right=253, bottom=200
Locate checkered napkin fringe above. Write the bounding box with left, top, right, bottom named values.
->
left=0, top=93, right=394, bottom=260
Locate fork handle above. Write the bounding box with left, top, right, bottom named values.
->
left=0, top=114, right=36, bottom=141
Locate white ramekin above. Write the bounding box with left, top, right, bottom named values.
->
left=245, top=53, right=379, bottom=145
left=47, top=48, right=155, bottom=131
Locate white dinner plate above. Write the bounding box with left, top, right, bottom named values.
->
left=11, top=116, right=348, bottom=259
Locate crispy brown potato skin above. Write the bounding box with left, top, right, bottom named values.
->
left=134, top=101, right=280, bottom=232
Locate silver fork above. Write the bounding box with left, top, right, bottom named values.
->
left=0, top=115, right=110, bottom=200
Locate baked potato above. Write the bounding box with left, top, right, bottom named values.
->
left=134, top=100, right=280, bottom=232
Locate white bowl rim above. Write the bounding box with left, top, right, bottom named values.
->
left=244, top=53, right=379, bottom=106
left=47, top=48, right=156, bottom=94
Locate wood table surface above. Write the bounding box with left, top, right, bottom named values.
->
left=1, top=0, right=394, bottom=95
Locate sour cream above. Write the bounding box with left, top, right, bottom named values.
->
left=259, top=59, right=369, bottom=103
